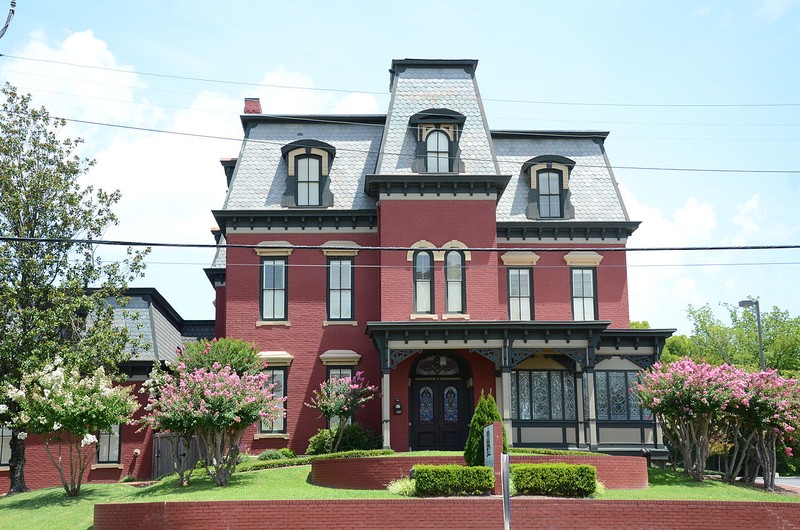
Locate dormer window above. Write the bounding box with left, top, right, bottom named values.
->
left=522, top=155, right=576, bottom=220
left=537, top=169, right=563, bottom=218
left=280, top=139, right=336, bottom=208
left=409, top=109, right=466, bottom=173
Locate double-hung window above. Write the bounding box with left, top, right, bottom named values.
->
left=327, top=367, right=354, bottom=429
left=261, top=258, right=287, bottom=320
left=537, top=169, right=562, bottom=218
left=97, top=425, right=121, bottom=464
left=0, top=426, right=11, bottom=465
left=508, top=268, right=533, bottom=321
left=327, top=258, right=354, bottom=320
left=296, top=155, right=322, bottom=206
left=444, top=250, right=465, bottom=314
left=571, top=268, right=596, bottom=321
left=413, top=250, right=434, bottom=314
left=259, top=367, right=287, bottom=434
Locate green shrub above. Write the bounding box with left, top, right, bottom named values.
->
left=311, top=449, right=394, bottom=460
left=305, top=423, right=382, bottom=455
left=413, top=464, right=494, bottom=496
left=180, top=337, right=260, bottom=375
left=236, top=457, right=313, bottom=472
left=257, top=449, right=284, bottom=461
left=464, top=391, right=508, bottom=466
left=278, top=448, right=297, bottom=459
left=387, top=477, right=417, bottom=496
left=511, top=463, right=597, bottom=497
left=509, top=448, right=601, bottom=456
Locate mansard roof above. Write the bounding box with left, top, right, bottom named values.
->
left=217, top=59, right=630, bottom=223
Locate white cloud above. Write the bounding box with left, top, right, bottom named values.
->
left=754, top=0, right=796, bottom=20
left=691, top=5, right=712, bottom=17
left=4, top=31, right=385, bottom=319
left=621, top=183, right=717, bottom=332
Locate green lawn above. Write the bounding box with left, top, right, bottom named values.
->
left=1, top=465, right=797, bottom=530
left=598, top=467, right=800, bottom=503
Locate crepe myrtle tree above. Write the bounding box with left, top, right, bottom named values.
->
left=305, top=371, right=377, bottom=453
left=0, top=83, right=148, bottom=494
left=141, top=361, right=285, bottom=487
left=7, top=359, right=139, bottom=496
left=637, top=359, right=800, bottom=489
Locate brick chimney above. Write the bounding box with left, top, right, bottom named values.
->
left=243, top=97, right=262, bottom=114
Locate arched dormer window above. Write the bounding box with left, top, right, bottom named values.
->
left=413, top=250, right=434, bottom=314
left=280, top=139, right=336, bottom=208
left=521, top=155, right=576, bottom=220
left=409, top=109, right=466, bottom=173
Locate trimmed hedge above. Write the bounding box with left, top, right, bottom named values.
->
left=509, top=448, right=603, bottom=456
left=236, top=457, right=314, bottom=472
left=305, top=423, right=383, bottom=455
left=413, top=465, right=494, bottom=496
left=511, top=463, right=597, bottom=497
left=311, top=449, right=394, bottom=460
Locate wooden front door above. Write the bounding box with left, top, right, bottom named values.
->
left=411, top=379, right=467, bottom=450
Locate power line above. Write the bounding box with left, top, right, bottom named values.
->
left=4, top=53, right=800, bottom=109
left=3, top=236, right=800, bottom=253
left=10, top=70, right=800, bottom=129
left=12, top=112, right=800, bottom=175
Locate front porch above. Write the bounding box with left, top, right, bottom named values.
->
left=365, top=321, right=674, bottom=457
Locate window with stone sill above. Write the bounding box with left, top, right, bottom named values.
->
left=0, top=426, right=11, bottom=465
left=97, top=425, right=121, bottom=464
left=413, top=250, right=434, bottom=314
left=259, top=367, right=287, bottom=434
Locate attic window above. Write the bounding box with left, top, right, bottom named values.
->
left=409, top=109, right=466, bottom=173
left=521, top=155, right=576, bottom=220
left=280, top=140, right=336, bottom=208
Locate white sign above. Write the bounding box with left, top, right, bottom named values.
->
left=483, top=424, right=494, bottom=468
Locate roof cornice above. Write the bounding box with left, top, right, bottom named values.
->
left=496, top=221, right=640, bottom=241
left=212, top=208, right=378, bottom=233
left=364, top=174, right=511, bottom=201
left=491, top=130, right=609, bottom=140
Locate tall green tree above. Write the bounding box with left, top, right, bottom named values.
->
left=662, top=302, right=800, bottom=375
left=0, top=84, right=147, bottom=494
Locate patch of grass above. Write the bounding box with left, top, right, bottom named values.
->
left=596, top=467, right=800, bottom=502
left=0, top=465, right=404, bottom=530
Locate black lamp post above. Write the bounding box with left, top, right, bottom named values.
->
left=738, top=299, right=765, bottom=370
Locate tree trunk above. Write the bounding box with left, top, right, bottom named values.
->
left=8, top=430, right=28, bottom=494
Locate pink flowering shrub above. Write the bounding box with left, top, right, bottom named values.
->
left=141, top=361, right=284, bottom=486
left=305, top=372, right=377, bottom=453
left=637, top=358, right=800, bottom=489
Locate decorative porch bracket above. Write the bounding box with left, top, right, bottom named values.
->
left=510, top=348, right=543, bottom=367
left=468, top=348, right=501, bottom=368
left=389, top=349, right=422, bottom=369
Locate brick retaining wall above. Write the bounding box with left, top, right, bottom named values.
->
left=310, top=454, right=649, bottom=490
left=94, top=499, right=800, bottom=530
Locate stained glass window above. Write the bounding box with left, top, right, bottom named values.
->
left=511, top=370, right=576, bottom=421
left=594, top=371, right=651, bottom=421
left=416, top=355, right=459, bottom=377
left=443, top=386, right=458, bottom=423
left=419, top=386, right=434, bottom=424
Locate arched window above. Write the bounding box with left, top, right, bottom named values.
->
left=296, top=155, right=322, bottom=206
left=426, top=130, right=450, bottom=172
left=413, top=250, right=434, bottom=314
left=445, top=250, right=465, bottom=314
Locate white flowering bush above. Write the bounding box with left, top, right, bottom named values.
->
left=6, top=359, right=139, bottom=496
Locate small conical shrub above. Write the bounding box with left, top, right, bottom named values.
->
left=464, top=391, right=508, bottom=466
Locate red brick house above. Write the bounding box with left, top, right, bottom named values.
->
left=207, top=59, right=674, bottom=458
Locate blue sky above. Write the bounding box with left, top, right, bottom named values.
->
left=1, top=1, right=799, bottom=334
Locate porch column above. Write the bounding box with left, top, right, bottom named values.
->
left=585, top=370, right=598, bottom=450
left=381, top=370, right=391, bottom=449
left=575, top=367, right=586, bottom=447
left=500, top=370, right=512, bottom=446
